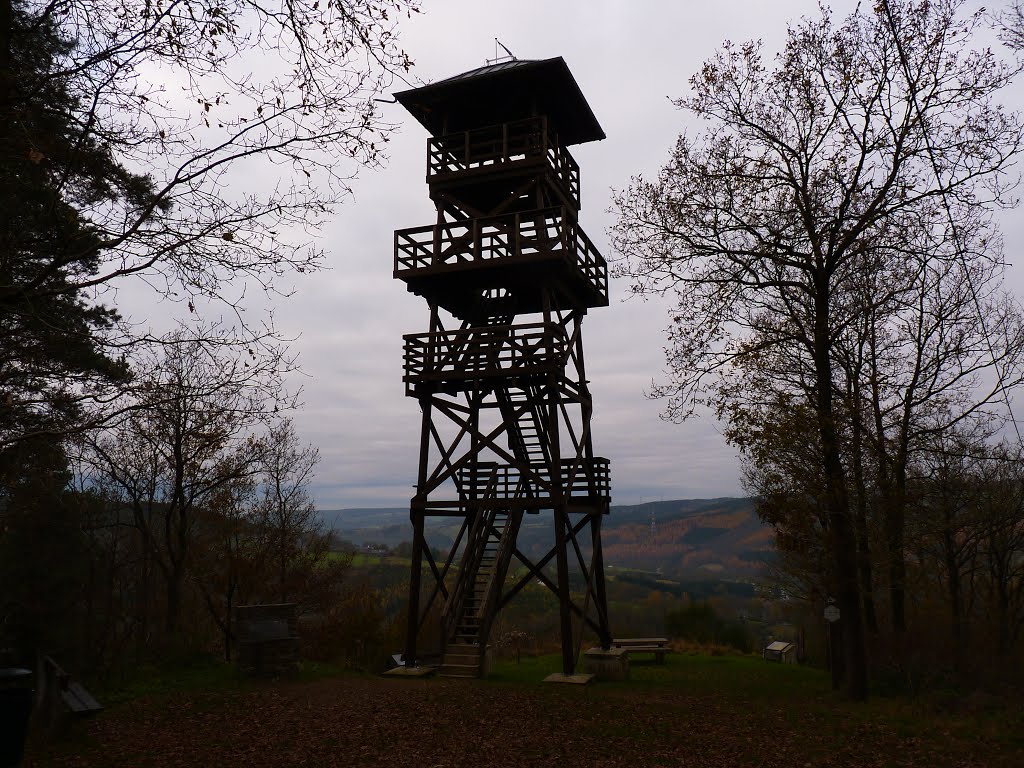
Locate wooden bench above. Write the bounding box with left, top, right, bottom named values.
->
left=39, top=655, right=103, bottom=735
left=611, top=637, right=670, bottom=664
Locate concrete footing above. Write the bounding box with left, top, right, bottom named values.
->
left=583, top=647, right=630, bottom=681
left=542, top=672, right=595, bottom=685
left=382, top=665, right=436, bottom=678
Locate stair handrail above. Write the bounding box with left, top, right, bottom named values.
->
left=441, top=467, right=499, bottom=643
left=475, top=506, right=524, bottom=655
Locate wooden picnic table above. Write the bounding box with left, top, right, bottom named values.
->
left=611, top=638, right=670, bottom=664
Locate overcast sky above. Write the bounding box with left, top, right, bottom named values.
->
left=187, top=0, right=1021, bottom=510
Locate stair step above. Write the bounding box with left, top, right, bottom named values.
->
left=444, top=660, right=480, bottom=668
left=446, top=651, right=481, bottom=663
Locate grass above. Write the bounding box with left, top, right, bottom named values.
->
left=487, top=650, right=1024, bottom=752
left=92, top=655, right=247, bottom=707
left=91, top=654, right=352, bottom=707
left=347, top=553, right=412, bottom=567
left=487, top=648, right=828, bottom=698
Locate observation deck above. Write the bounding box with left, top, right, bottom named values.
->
left=445, top=459, right=612, bottom=511
left=426, top=117, right=580, bottom=211
left=394, top=206, right=608, bottom=318
left=403, top=322, right=569, bottom=396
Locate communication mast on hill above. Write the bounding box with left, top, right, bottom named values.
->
left=392, top=56, right=613, bottom=678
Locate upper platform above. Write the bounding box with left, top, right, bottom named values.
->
left=426, top=116, right=580, bottom=212
left=395, top=57, right=605, bottom=146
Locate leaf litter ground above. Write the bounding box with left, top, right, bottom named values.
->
left=28, top=655, right=1024, bottom=767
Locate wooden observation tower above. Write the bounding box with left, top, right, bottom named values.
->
left=393, top=57, right=612, bottom=678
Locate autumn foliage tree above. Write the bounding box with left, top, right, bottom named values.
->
left=613, top=0, right=1024, bottom=699
left=80, top=331, right=287, bottom=636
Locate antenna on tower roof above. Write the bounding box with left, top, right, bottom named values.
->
left=487, top=38, right=517, bottom=65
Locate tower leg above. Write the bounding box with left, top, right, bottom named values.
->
left=555, top=507, right=575, bottom=675
left=404, top=511, right=424, bottom=667
left=591, top=514, right=612, bottom=648
left=404, top=383, right=434, bottom=669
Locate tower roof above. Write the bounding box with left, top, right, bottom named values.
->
left=394, top=57, right=605, bottom=146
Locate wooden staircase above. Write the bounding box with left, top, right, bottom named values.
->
left=439, top=364, right=547, bottom=679
left=439, top=509, right=514, bottom=678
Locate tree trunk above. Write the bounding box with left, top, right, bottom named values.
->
left=165, top=565, right=183, bottom=635
left=855, top=504, right=878, bottom=636
left=814, top=281, right=868, bottom=700
left=224, top=581, right=235, bottom=663
left=943, top=521, right=965, bottom=675
left=885, top=473, right=908, bottom=634
left=994, top=549, right=1011, bottom=655
left=849, top=397, right=878, bottom=636
left=0, top=0, right=11, bottom=93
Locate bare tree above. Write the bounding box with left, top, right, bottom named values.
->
left=2, top=0, right=418, bottom=303
left=851, top=235, right=1024, bottom=636
left=192, top=471, right=263, bottom=660
left=256, top=417, right=322, bottom=603
left=80, top=329, right=283, bottom=635
left=975, top=448, right=1024, bottom=655
left=0, top=0, right=419, bottom=447
left=613, top=0, right=1023, bottom=699
left=996, top=1, right=1024, bottom=50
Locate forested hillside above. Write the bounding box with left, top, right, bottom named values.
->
left=320, top=497, right=773, bottom=579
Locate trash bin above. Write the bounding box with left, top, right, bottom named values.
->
left=0, top=668, right=33, bottom=768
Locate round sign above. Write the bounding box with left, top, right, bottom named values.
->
left=824, top=605, right=840, bottom=623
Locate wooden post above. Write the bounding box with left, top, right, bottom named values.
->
left=591, top=514, right=611, bottom=648
left=405, top=512, right=424, bottom=668
left=554, top=506, right=575, bottom=675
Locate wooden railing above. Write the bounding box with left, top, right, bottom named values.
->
left=403, top=322, right=568, bottom=391
left=442, top=471, right=499, bottom=643
left=427, top=117, right=580, bottom=206
left=476, top=507, right=523, bottom=654
left=394, top=206, right=608, bottom=304
left=458, top=458, right=611, bottom=502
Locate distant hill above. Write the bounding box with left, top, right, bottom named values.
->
left=319, top=497, right=774, bottom=579
left=318, top=507, right=411, bottom=550
left=599, top=498, right=774, bottom=578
